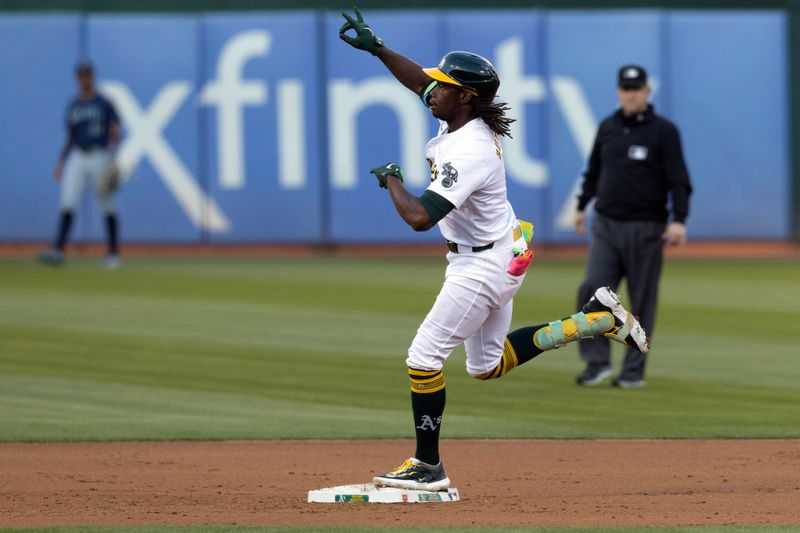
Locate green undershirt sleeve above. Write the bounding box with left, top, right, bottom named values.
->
left=419, top=190, right=455, bottom=225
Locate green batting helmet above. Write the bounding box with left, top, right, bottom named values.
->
left=423, top=51, right=500, bottom=100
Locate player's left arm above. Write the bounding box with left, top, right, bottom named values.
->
left=106, top=100, right=122, bottom=150
left=387, top=177, right=433, bottom=232
left=109, top=122, right=121, bottom=147
left=99, top=99, right=124, bottom=193
left=371, top=163, right=454, bottom=231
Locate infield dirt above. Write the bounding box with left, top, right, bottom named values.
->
left=2, top=439, right=799, bottom=528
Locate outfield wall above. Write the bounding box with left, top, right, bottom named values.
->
left=0, top=10, right=789, bottom=244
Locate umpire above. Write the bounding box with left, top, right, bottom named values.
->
left=574, top=65, right=692, bottom=388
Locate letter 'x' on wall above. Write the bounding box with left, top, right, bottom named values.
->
left=102, top=81, right=231, bottom=232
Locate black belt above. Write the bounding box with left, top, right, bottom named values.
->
left=445, top=226, right=523, bottom=254
left=446, top=240, right=494, bottom=253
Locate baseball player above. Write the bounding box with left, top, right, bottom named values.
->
left=339, top=8, right=649, bottom=492
left=38, top=59, right=122, bottom=268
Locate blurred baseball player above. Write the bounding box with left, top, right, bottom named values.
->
left=39, top=59, right=122, bottom=268
left=340, top=8, right=649, bottom=492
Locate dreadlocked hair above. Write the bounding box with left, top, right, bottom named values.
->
left=472, top=97, right=516, bottom=138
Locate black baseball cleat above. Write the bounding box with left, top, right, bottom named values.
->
left=583, top=287, right=649, bottom=354
left=373, top=457, right=450, bottom=491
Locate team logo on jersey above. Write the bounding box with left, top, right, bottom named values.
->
left=415, top=415, right=442, bottom=431
left=628, top=145, right=649, bottom=161
left=440, top=162, right=458, bottom=189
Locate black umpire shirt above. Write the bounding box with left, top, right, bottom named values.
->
left=577, top=104, right=692, bottom=224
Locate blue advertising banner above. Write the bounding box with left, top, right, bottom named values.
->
left=87, top=14, right=203, bottom=242
left=202, top=12, right=322, bottom=242
left=0, top=15, right=81, bottom=241
left=325, top=11, right=444, bottom=243
left=0, top=10, right=791, bottom=244
left=667, top=11, right=788, bottom=239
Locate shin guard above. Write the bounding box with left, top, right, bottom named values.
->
left=533, top=311, right=614, bottom=351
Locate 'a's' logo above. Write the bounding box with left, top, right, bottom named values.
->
left=415, top=415, right=442, bottom=431
left=440, top=162, right=458, bottom=189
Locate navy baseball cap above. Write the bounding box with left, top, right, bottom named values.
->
left=618, top=65, right=647, bottom=88
left=75, top=59, right=94, bottom=75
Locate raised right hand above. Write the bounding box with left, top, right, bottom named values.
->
left=339, top=7, right=384, bottom=56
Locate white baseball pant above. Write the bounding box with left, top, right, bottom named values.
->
left=60, top=148, right=115, bottom=213
left=407, top=232, right=528, bottom=377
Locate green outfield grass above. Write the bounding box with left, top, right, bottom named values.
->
left=0, top=255, right=798, bottom=442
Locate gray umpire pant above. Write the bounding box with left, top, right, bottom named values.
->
left=576, top=213, right=665, bottom=380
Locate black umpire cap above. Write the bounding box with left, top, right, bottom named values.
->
left=75, top=59, right=94, bottom=75
left=618, top=65, right=647, bottom=88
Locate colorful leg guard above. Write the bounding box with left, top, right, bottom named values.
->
left=533, top=311, right=614, bottom=351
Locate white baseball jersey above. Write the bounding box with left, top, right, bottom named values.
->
left=407, top=117, right=528, bottom=377
left=425, top=118, right=517, bottom=246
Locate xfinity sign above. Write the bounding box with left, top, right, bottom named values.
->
left=104, top=29, right=600, bottom=234
left=4, top=11, right=788, bottom=242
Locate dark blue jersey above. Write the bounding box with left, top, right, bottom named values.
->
left=66, top=94, right=119, bottom=150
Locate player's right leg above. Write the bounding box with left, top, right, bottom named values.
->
left=39, top=152, right=87, bottom=265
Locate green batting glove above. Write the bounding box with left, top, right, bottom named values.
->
left=339, top=7, right=384, bottom=56
left=370, top=163, right=403, bottom=189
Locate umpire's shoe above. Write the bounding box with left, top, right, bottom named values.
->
left=373, top=457, right=450, bottom=491
left=576, top=363, right=614, bottom=386
left=37, top=248, right=64, bottom=266
left=583, top=287, right=649, bottom=354
left=612, top=376, right=646, bottom=389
